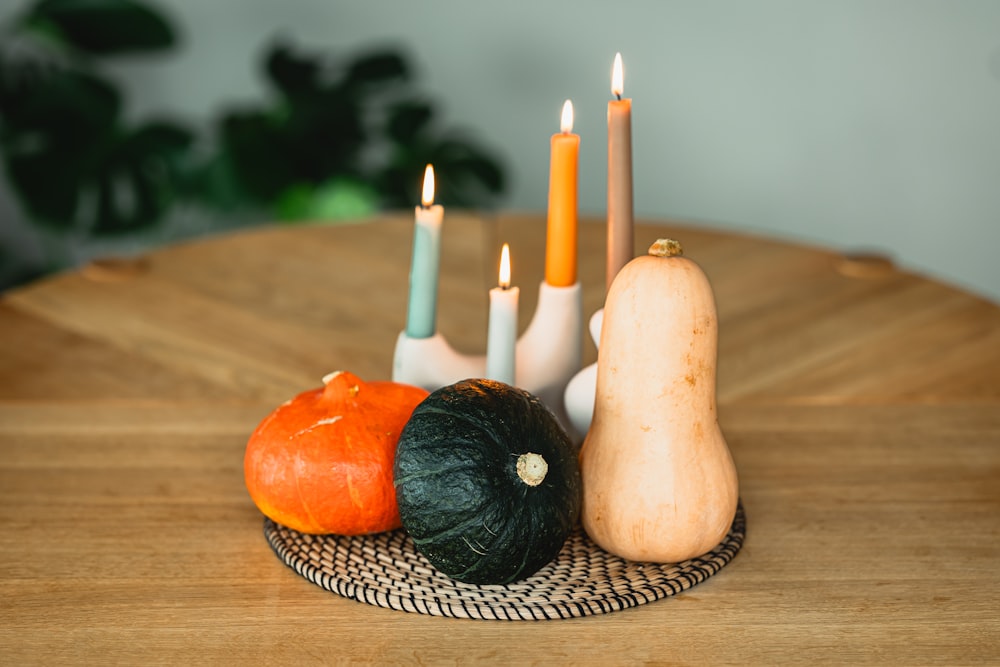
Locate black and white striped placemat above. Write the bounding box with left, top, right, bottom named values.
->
left=264, top=502, right=745, bottom=620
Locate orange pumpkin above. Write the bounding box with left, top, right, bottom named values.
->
left=244, top=370, right=428, bottom=535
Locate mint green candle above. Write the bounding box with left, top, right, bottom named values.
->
left=405, top=203, right=444, bottom=338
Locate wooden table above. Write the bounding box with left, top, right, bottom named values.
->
left=2, top=213, right=998, bottom=664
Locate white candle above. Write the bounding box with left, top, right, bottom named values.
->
left=486, top=243, right=519, bottom=385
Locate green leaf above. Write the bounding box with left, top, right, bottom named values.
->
left=6, top=116, right=194, bottom=234
left=88, top=120, right=194, bottom=234
left=386, top=100, right=434, bottom=143
left=94, top=170, right=121, bottom=232
left=274, top=178, right=377, bottom=222
left=1, top=69, right=120, bottom=140
left=344, top=49, right=409, bottom=88
left=264, top=41, right=321, bottom=98
left=177, top=151, right=250, bottom=211
left=428, top=137, right=507, bottom=208
left=361, top=160, right=403, bottom=210
left=282, top=90, right=366, bottom=178
left=29, top=0, right=177, bottom=56
left=128, top=158, right=158, bottom=222
left=116, top=121, right=193, bottom=156
left=307, top=178, right=378, bottom=220
left=272, top=183, right=314, bottom=222
left=217, top=109, right=297, bottom=202
left=4, top=146, right=83, bottom=226
left=452, top=153, right=506, bottom=193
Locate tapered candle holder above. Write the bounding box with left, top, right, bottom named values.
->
left=392, top=331, right=485, bottom=390
left=392, top=281, right=583, bottom=435
left=564, top=308, right=603, bottom=438
left=515, top=281, right=583, bottom=437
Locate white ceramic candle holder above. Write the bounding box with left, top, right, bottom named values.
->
left=515, top=281, right=583, bottom=437
left=564, top=308, right=603, bottom=438
left=392, top=280, right=583, bottom=435
left=392, top=331, right=485, bottom=390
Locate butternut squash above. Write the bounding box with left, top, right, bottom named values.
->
left=580, top=239, right=738, bottom=563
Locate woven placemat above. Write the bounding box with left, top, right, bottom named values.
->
left=264, top=502, right=745, bottom=621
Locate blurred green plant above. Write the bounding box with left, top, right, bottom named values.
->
left=0, top=0, right=506, bottom=242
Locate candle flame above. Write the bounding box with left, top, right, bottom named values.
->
left=611, top=52, right=624, bottom=98
left=498, top=243, right=511, bottom=289
left=560, top=99, right=574, bottom=133
left=421, top=164, right=435, bottom=207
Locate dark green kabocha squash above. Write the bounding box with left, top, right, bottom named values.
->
left=393, top=379, right=582, bottom=585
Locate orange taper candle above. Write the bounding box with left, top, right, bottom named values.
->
left=545, top=99, right=580, bottom=287
left=607, top=52, right=634, bottom=292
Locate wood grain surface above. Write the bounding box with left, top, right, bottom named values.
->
left=1, top=212, right=998, bottom=665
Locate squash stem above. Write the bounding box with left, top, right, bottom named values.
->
left=648, top=238, right=683, bottom=257
left=516, top=453, right=548, bottom=487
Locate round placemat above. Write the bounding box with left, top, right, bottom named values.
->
left=264, top=502, right=745, bottom=621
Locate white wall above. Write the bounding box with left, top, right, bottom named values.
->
left=3, top=0, right=999, bottom=302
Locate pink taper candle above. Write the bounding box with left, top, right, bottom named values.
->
left=607, top=52, right=634, bottom=293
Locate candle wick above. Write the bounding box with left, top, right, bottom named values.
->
left=615, top=92, right=622, bottom=101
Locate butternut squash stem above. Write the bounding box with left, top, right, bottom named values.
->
left=648, top=239, right=683, bottom=257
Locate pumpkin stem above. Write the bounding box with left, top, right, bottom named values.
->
left=516, top=453, right=548, bottom=487
left=321, top=370, right=362, bottom=400
left=648, top=238, right=683, bottom=258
